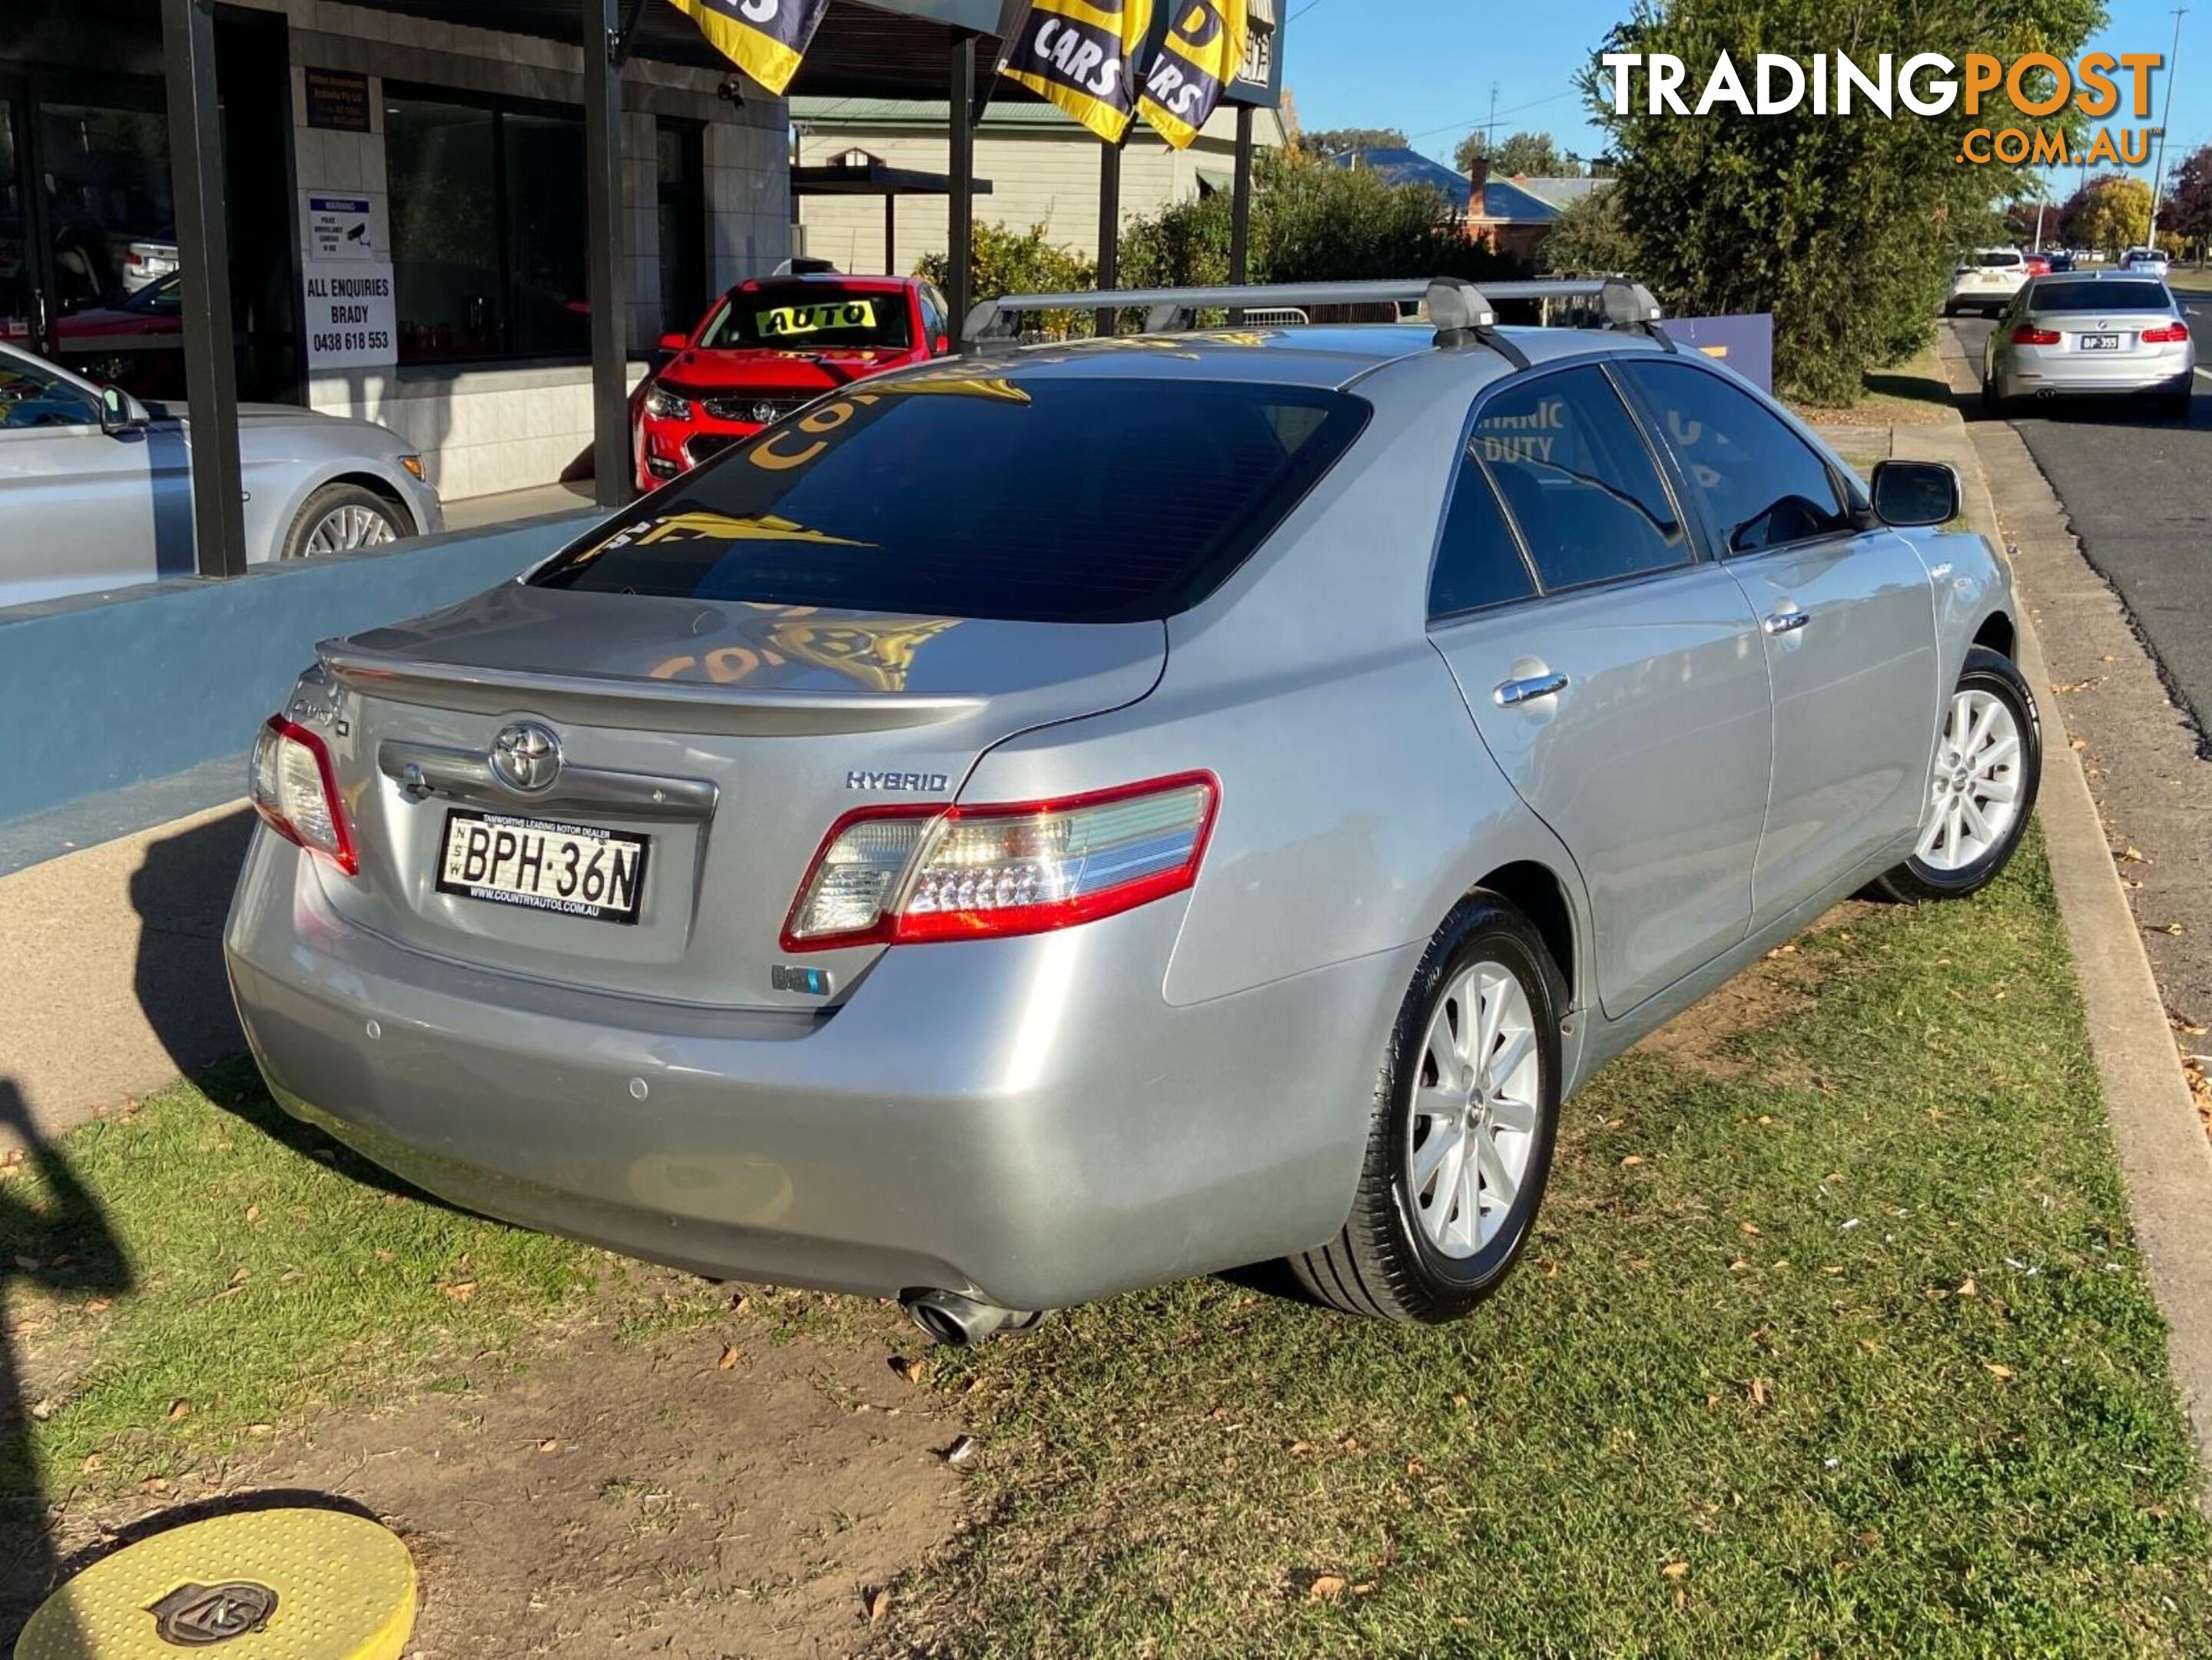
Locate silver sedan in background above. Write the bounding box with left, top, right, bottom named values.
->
left=0, top=342, right=443, bottom=610
left=1982, top=272, right=2196, bottom=417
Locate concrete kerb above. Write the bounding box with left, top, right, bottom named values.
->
left=1913, top=337, right=2212, bottom=1501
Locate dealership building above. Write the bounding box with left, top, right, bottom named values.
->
left=8, top=0, right=1276, bottom=525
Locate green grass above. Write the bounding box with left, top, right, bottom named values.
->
left=889, top=836, right=2212, bottom=1657
left=5, top=835, right=2210, bottom=1655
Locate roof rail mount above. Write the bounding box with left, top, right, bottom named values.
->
left=960, top=276, right=1673, bottom=360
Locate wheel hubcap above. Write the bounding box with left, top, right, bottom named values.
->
left=1915, top=686, right=2023, bottom=872
left=299, top=503, right=396, bottom=557
left=1405, top=959, right=1540, bottom=1259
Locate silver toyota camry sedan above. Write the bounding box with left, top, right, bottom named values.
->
left=1982, top=271, right=2197, bottom=417
left=226, top=278, right=2039, bottom=1344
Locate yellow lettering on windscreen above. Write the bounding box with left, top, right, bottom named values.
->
left=758, top=300, right=877, bottom=337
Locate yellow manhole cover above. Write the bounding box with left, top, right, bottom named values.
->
left=15, top=1509, right=415, bottom=1659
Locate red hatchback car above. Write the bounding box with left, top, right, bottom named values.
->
left=635, top=273, right=957, bottom=491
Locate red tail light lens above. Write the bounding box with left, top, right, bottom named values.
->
left=250, top=715, right=357, bottom=875
left=2010, top=325, right=2061, bottom=346
left=781, top=772, right=1219, bottom=951
left=2143, top=320, right=2189, bottom=344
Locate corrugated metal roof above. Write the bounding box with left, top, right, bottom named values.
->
left=1325, top=147, right=1564, bottom=223
left=1513, top=176, right=1611, bottom=210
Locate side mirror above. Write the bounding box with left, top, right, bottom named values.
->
left=1869, top=459, right=1961, bottom=529
left=657, top=331, right=689, bottom=354
left=98, top=384, right=139, bottom=436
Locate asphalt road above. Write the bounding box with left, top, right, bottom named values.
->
left=1951, top=294, right=2212, bottom=739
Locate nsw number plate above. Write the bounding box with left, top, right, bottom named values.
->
left=436, top=809, right=649, bottom=925
left=2080, top=333, right=2122, bottom=350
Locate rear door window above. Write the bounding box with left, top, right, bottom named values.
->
left=1429, top=453, right=1537, bottom=616
left=532, top=375, right=1370, bottom=622
left=1471, top=365, right=1689, bottom=591
left=1620, top=360, right=1853, bottom=555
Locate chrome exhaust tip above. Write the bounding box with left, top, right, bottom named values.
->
left=900, top=1290, right=1041, bottom=1346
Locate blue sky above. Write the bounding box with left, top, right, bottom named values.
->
left=1278, top=0, right=2210, bottom=195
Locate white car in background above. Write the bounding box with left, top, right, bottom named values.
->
left=2120, top=247, right=2172, bottom=278
left=1945, top=247, right=2029, bottom=317
left=0, top=342, right=443, bottom=610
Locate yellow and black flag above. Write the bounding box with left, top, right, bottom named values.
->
left=1137, top=0, right=1248, bottom=149
left=997, top=0, right=1156, bottom=145
left=668, top=0, right=831, bottom=97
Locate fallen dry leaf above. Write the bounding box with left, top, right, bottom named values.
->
left=1739, top=1221, right=1761, bottom=1237
left=1749, top=1379, right=1770, bottom=1406
left=717, top=1344, right=741, bottom=1370
left=943, top=1435, right=981, bottom=1468
left=864, top=1586, right=892, bottom=1625
left=2121, top=846, right=2146, bottom=863
left=1620, top=1155, right=1646, bottom=1168
left=1287, top=1439, right=1320, bottom=1457
left=166, top=1399, right=191, bottom=1423
left=1985, top=1363, right=2016, bottom=1381
left=244, top=1205, right=261, bottom=1223
left=889, top=1356, right=929, bottom=1385
left=247, top=1423, right=274, bottom=1436
left=728, top=1292, right=751, bottom=1313
left=1662, top=1561, right=1690, bottom=1580
left=81, top=1453, right=103, bottom=1473
left=442, top=1280, right=476, bottom=1303
left=537, top=1438, right=559, bottom=1453
left=1308, top=1574, right=1350, bottom=1603
left=1958, top=1277, right=1978, bottom=1296
left=28, top=1399, right=54, bottom=1423
left=84, top=1298, right=111, bottom=1313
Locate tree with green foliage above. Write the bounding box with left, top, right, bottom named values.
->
left=914, top=222, right=1095, bottom=339
left=1496, top=132, right=1581, bottom=178
left=1298, top=126, right=1408, bottom=158
left=1587, top=0, right=2104, bottom=404
left=1537, top=184, right=1635, bottom=276
left=2076, top=174, right=2151, bottom=253
left=2161, top=143, right=2212, bottom=257
left=1451, top=131, right=1487, bottom=176
left=1119, top=146, right=1527, bottom=294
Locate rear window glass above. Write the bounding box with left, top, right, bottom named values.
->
left=2030, top=280, right=2170, bottom=312
left=1972, top=251, right=2022, bottom=268
left=531, top=375, right=1371, bottom=623
left=698, top=286, right=912, bottom=350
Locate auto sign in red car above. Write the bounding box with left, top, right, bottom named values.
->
left=635, top=273, right=957, bottom=491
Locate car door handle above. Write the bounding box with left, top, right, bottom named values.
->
left=1493, top=671, right=1569, bottom=708
left=1763, top=609, right=1810, bottom=636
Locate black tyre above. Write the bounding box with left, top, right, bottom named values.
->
left=1291, top=893, right=1564, bottom=1323
left=1872, top=646, right=2041, bottom=904
left=2152, top=388, right=2194, bottom=421
left=280, top=482, right=412, bottom=560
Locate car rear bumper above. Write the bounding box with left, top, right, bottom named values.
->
left=224, top=829, right=1406, bottom=1310
left=1996, top=357, right=2194, bottom=398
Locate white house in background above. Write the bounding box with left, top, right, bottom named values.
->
left=792, top=97, right=1287, bottom=274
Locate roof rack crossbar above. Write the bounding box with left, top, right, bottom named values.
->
left=961, top=274, right=1672, bottom=358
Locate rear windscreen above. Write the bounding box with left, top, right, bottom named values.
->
left=2031, top=281, right=2170, bottom=312
left=531, top=375, right=1371, bottom=623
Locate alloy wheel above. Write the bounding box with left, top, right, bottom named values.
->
left=1915, top=686, right=2023, bottom=871
left=1405, top=958, right=1540, bottom=1258
left=298, top=504, right=396, bottom=556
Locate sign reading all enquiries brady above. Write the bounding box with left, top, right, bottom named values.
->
left=303, top=264, right=396, bottom=371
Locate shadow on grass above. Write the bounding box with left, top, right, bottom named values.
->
left=0, top=1080, right=131, bottom=1649
left=1862, top=368, right=1956, bottom=410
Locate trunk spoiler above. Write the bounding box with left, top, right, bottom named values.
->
left=317, top=641, right=985, bottom=736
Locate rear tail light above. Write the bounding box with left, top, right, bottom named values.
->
left=250, top=715, right=357, bottom=875
left=2011, top=325, right=2061, bottom=345
left=781, top=772, right=1219, bottom=951
left=2143, top=320, right=2189, bottom=344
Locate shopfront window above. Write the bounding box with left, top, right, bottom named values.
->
left=387, top=90, right=585, bottom=364
left=1, top=101, right=26, bottom=344
left=38, top=104, right=173, bottom=315
left=657, top=119, right=706, bottom=337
